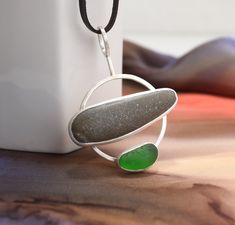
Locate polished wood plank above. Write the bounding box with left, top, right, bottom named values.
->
left=0, top=84, right=234, bottom=225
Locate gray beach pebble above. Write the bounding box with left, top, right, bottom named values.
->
left=71, top=88, right=177, bottom=145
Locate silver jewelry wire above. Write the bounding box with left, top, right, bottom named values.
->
left=98, top=26, right=115, bottom=76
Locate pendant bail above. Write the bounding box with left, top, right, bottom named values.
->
left=97, top=26, right=116, bottom=76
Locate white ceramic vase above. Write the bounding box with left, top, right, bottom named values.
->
left=0, top=0, right=122, bottom=153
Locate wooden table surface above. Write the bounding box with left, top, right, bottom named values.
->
left=0, top=83, right=235, bottom=225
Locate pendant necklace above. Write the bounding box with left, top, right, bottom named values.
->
left=69, top=0, right=178, bottom=172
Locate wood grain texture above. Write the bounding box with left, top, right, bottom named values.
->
left=0, top=83, right=234, bottom=225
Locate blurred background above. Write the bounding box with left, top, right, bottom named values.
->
left=123, top=0, right=235, bottom=56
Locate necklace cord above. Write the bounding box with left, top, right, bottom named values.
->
left=79, top=0, right=119, bottom=34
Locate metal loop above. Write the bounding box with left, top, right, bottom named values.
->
left=79, top=74, right=167, bottom=162
left=97, top=27, right=115, bottom=76
left=98, top=27, right=110, bottom=57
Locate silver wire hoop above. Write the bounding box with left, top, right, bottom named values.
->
left=79, top=74, right=167, bottom=162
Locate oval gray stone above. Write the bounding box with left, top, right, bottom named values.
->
left=70, top=88, right=177, bottom=145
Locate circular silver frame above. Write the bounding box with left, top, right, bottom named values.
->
left=69, top=74, right=170, bottom=162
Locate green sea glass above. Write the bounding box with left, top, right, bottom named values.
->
left=118, top=143, right=158, bottom=171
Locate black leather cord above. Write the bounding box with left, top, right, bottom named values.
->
left=79, top=0, right=119, bottom=34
